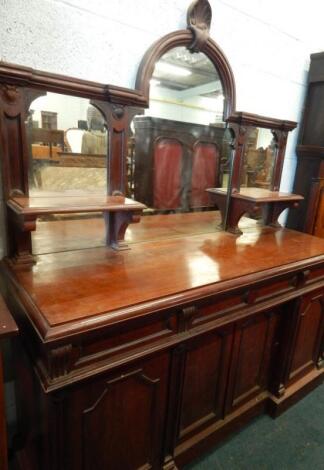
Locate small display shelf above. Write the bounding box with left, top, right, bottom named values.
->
left=207, top=187, right=303, bottom=234
left=7, top=195, right=146, bottom=266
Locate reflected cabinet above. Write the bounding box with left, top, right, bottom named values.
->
left=0, top=1, right=323, bottom=469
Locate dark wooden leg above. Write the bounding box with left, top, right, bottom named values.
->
left=104, top=210, right=141, bottom=250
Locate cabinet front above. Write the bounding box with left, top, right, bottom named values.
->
left=61, top=353, right=170, bottom=470
left=177, top=328, right=233, bottom=442
left=225, top=309, right=281, bottom=412
left=288, top=290, right=324, bottom=383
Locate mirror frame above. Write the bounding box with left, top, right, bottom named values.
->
left=135, top=0, right=236, bottom=121
left=0, top=0, right=299, bottom=263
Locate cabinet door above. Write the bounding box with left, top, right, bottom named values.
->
left=62, top=353, right=170, bottom=470
left=175, top=327, right=233, bottom=443
left=190, top=142, right=220, bottom=208
left=153, top=138, right=183, bottom=210
left=288, top=290, right=324, bottom=383
left=225, top=309, right=281, bottom=413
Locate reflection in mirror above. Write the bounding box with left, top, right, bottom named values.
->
left=26, top=92, right=109, bottom=255
left=128, top=46, right=231, bottom=242
left=27, top=92, right=108, bottom=196
left=240, top=128, right=276, bottom=190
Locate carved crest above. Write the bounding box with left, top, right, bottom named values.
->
left=1, top=84, right=20, bottom=105
left=112, top=105, right=124, bottom=120
left=187, top=0, right=212, bottom=52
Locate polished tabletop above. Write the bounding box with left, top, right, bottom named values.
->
left=8, top=213, right=324, bottom=341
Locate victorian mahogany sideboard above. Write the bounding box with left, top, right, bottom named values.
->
left=0, top=1, right=323, bottom=468
left=0, top=222, right=324, bottom=469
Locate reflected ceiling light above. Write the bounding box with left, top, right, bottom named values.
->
left=150, top=78, right=161, bottom=86
left=155, top=61, right=192, bottom=77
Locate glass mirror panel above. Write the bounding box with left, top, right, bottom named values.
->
left=127, top=46, right=231, bottom=243
left=240, top=127, right=276, bottom=189
left=27, top=92, right=108, bottom=196
left=26, top=92, right=108, bottom=255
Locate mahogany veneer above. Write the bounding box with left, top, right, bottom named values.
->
left=1, top=226, right=324, bottom=469
left=207, top=187, right=303, bottom=234
left=0, top=1, right=321, bottom=469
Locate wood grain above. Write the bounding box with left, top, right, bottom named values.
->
left=7, top=226, right=324, bottom=335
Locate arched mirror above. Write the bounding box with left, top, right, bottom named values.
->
left=126, top=46, right=232, bottom=243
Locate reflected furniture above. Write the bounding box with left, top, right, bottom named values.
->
left=133, top=117, right=228, bottom=211
left=0, top=295, right=18, bottom=470
left=287, top=52, right=324, bottom=236
left=0, top=1, right=323, bottom=470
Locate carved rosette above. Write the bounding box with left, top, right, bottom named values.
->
left=187, top=0, right=212, bottom=52
left=0, top=83, right=23, bottom=116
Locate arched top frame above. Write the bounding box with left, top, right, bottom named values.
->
left=135, top=29, right=236, bottom=120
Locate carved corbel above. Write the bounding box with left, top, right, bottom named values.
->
left=104, top=194, right=143, bottom=250
left=187, top=0, right=212, bottom=52
left=178, top=305, right=198, bottom=332
left=47, top=344, right=76, bottom=380
left=0, top=84, right=23, bottom=116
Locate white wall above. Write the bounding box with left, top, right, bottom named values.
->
left=1, top=0, right=324, bottom=255
left=31, top=93, right=90, bottom=130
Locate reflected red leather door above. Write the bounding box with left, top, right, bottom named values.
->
left=153, top=138, right=182, bottom=210
left=191, top=142, right=219, bottom=208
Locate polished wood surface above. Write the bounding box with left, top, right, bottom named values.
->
left=9, top=225, right=324, bottom=332
left=4, top=224, right=324, bottom=468
left=8, top=195, right=145, bottom=215
left=0, top=2, right=321, bottom=469
left=7, top=195, right=146, bottom=261
left=32, top=211, right=222, bottom=254
left=207, top=187, right=303, bottom=234
left=0, top=296, right=18, bottom=470
left=208, top=187, right=303, bottom=202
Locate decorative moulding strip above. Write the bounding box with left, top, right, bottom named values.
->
left=227, top=112, right=297, bottom=131
left=296, top=145, right=324, bottom=158
left=0, top=61, right=146, bottom=106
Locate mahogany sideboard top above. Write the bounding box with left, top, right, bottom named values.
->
left=3, top=224, right=324, bottom=343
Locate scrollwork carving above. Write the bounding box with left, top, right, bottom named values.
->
left=187, top=0, right=212, bottom=52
